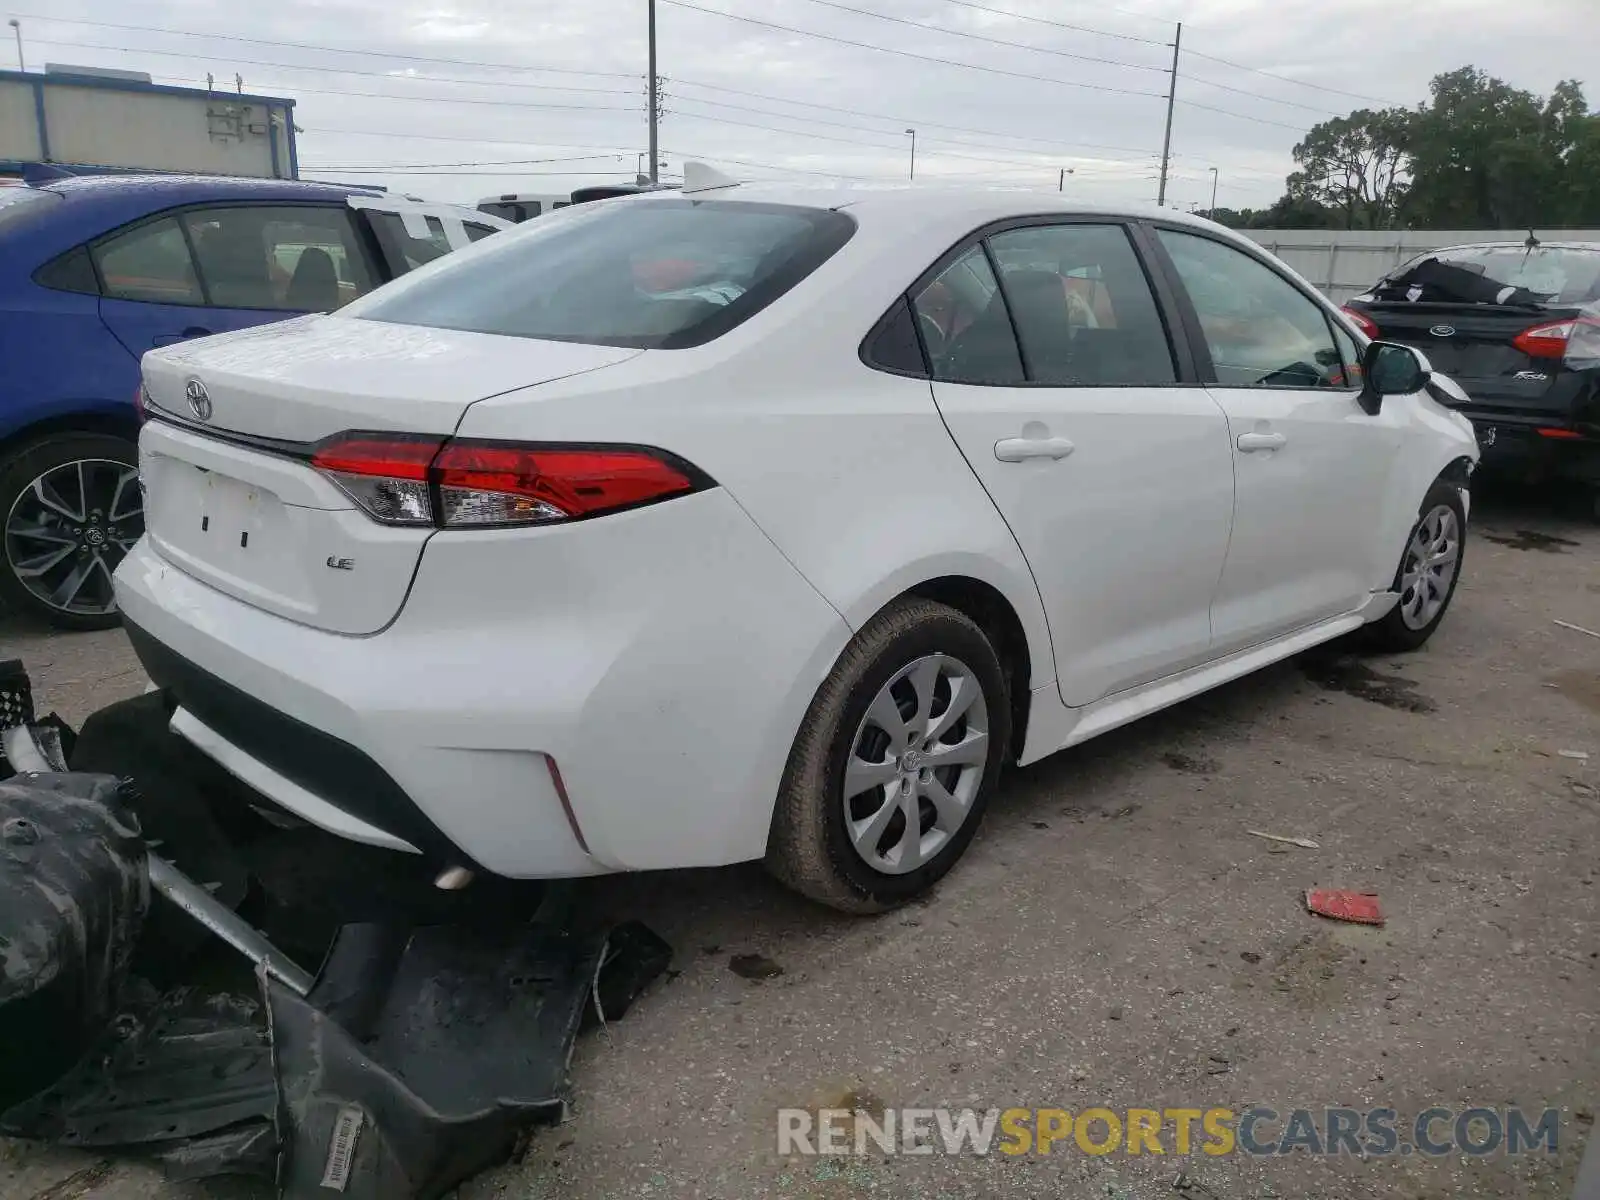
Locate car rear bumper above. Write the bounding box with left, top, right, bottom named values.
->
left=113, top=487, right=853, bottom=878
left=1467, top=418, right=1600, bottom=485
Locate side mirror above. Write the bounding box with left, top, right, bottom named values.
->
left=1358, top=341, right=1432, bottom=414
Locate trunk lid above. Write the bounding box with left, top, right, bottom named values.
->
left=1354, top=301, right=1582, bottom=416
left=135, top=316, right=641, bottom=634
left=139, top=314, right=640, bottom=442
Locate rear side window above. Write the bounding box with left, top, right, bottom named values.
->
left=912, top=245, right=1024, bottom=385
left=350, top=199, right=857, bottom=350
left=35, top=246, right=99, bottom=295
left=367, top=211, right=459, bottom=272
left=93, top=217, right=203, bottom=305
left=988, top=224, right=1175, bottom=386
left=183, top=205, right=373, bottom=312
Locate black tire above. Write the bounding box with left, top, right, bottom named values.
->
left=765, top=597, right=1010, bottom=913
left=0, top=432, right=141, bottom=631
left=1358, top=479, right=1468, bottom=653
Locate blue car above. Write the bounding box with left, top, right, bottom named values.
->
left=0, top=172, right=507, bottom=628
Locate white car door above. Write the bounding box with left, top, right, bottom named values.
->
left=1151, top=227, right=1404, bottom=655
left=921, top=221, right=1236, bottom=708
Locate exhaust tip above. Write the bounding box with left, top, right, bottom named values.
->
left=433, top=865, right=475, bottom=891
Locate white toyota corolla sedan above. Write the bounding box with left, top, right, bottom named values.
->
left=117, top=175, right=1478, bottom=912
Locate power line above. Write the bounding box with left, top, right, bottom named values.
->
left=26, top=37, right=641, bottom=101
left=667, top=105, right=1149, bottom=173
left=304, top=167, right=640, bottom=177
left=657, top=0, right=1167, bottom=100
left=921, top=0, right=1168, bottom=46
left=670, top=77, right=1159, bottom=157
left=1176, top=97, right=1308, bottom=132
left=304, top=127, right=644, bottom=151
left=788, top=0, right=1169, bottom=73
left=1182, top=72, right=1346, bottom=116
left=299, top=153, right=630, bottom=170
left=8, top=12, right=639, bottom=79
left=666, top=91, right=1146, bottom=165
left=662, top=147, right=893, bottom=181
left=1181, top=47, right=1402, bottom=107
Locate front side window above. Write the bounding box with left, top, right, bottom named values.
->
left=92, top=217, right=202, bottom=305
left=912, top=245, right=1024, bottom=385
left=1158, top=229, right=1343, bottom=389
left=350, top=199, right=857, bottom=350
left=1329, top=320, right=1364, bottom=389
left=988, top=224, right=1175, bottom=386
left=183, top=205, right=372, bottom=312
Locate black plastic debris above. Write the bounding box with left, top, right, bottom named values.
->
left=0, top=673, right=674, bottom=1200
left=272, top=922, right=609, bottom=1198
left=3, top=981, right=278, bottom=1181
left=0, top=773, right=148, bottom=1114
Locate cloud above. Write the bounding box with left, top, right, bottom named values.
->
left=15, top=0, right=1599, bottom=209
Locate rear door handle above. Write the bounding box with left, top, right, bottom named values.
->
left=1236, top=432, right=1286, bottom=452
left=151, top=326, right=213, bottom=347
left=995, top=436, right=1076, bottom=462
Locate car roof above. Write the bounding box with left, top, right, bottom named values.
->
left=37, top=172, right=365, bottom=206
left=625, top=179, right=1230, bottom=231
left=3, top=174, right=493, bottom=267
left=1422, top=241, right=1600, bottom=255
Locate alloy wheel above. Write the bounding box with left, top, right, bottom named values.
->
left=842, top=653, right=990, bottom=875
left=1398, top=503, right=1460, bottom=630
left=4, top=458, right=142, bottom=618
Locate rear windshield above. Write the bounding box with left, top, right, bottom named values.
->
left=1378, top=245, right=1600, bottom=307
left=348, top=198, right=856, bottom=349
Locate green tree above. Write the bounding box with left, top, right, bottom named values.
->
left=1288, top=108, right=1412, bottom=229
left=1404, top=67, right=1547, bottom=227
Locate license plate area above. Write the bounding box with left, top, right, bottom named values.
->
left=143, top=452, right=313, bottom=612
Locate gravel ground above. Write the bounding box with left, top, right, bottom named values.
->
left=1, top=486, right=1596, bottom=1200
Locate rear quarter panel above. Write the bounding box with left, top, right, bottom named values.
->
left=452, top=201, right=1056, bottom=694
left=0, top=280, right=136, bottom=442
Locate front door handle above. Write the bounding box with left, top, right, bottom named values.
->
left=1236, top=431, right=1287, bottom=452
left=995, top=436, right=1076, bottom=462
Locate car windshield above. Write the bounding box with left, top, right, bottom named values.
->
left=1378, top=245, right=1600, bottom=307
left=348, top=197, right=855, bottom=349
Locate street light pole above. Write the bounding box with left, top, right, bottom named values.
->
left=7, top=20, right=23, bottom=72
left=1059, top=167, right=1074, bottom=191
left=905, top=128, right=915, bottom=180
left=646, top=0, right=659, bottom=184
left=1208, top=167, right=1219, bottom=217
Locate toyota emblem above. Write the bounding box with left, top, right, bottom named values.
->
left=184, top=378, right=213, bottom=422
left=1428, top=324, right=1456, bottom=338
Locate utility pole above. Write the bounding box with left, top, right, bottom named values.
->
left=1156, top=21, right=1181, bottom=207
left=1208, top=166, right=1219, bottom=217
left=647, top=0, right=659, bottom=184
left=7, top=19, right=23, bottom=72
left=906, top=128, right=916, bottom=180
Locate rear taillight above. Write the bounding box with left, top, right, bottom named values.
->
left=310, top=433, right=704, bottom=528
left=311, top=434, right=440, bottom=526
left=1512, top=316, right=1600, bottom=361
left=1341, top=306, right=1379, bottom=340
left=134, top=384, right=149, bottom=424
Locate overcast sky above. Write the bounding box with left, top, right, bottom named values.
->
left=9, top=0, right=1598, bottom=209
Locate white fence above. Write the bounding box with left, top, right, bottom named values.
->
left=1239, top=229, right=1600, bottom=303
